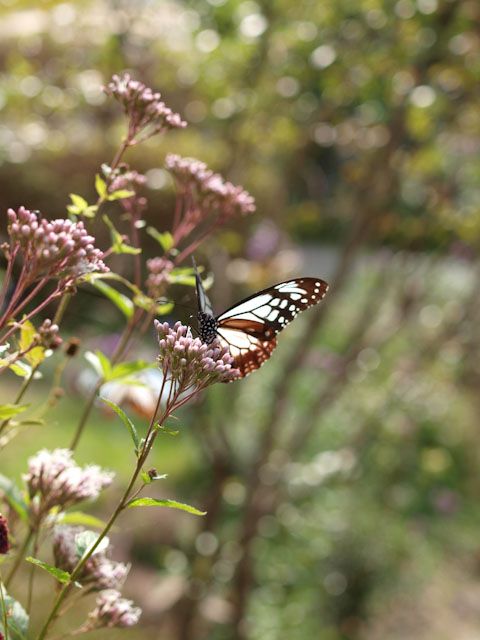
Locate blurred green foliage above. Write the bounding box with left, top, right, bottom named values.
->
left=1, top=0, right=480, bottom=639
left=0, top=0, right=479, bottom=249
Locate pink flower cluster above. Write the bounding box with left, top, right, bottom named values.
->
left=154, top=320, right=239, bottom=385
left=108, top=165, right=146, bottom=193
left=145, top=257, right=174, bottom=298
left=7, top=207, right=108, bottom=282
left=53, top=526, right=129, bottom=590
left=88, top=589, right=141, bottom=628
left=104, top=73, right=186, bottom=141
left=166, top=154, right=256, bottom=219
left=24, top=449, right=114, bottom=522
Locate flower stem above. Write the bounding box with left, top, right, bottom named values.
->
left=68, top=310, right=142, bottom=451
left=26, top=529, right=39, bottom=614
left=5, top=527, right=33, bottom=588
left=0, top=568, right=9, bottom=640
left=37, top=390, right=167, bottom=640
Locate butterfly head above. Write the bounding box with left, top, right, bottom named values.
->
left=198, top=310, right=219, bottom=345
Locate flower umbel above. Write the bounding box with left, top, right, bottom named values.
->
left=6, top=207, right=108, bottom=282
left=0, top=513, right=10, bottom=554
left=155, top=321, right=239, bottom=393
left=24, top=449, right=114, bottom=524
left=104, top=73, right=186, bottom=143
left=165, top=155, right=255, bottom=262
left=53, top=526, right=129, bottom=591
left=87, top=589, right=141, bottom=629
left=146, top=257, right=175, bottom=299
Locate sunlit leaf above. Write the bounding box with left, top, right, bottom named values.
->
left=147, top=227, right=174, bottom=252
left=110, top=360, right=153, bottom=381
left=103, top=215, right=141, bottom=255
left=126, top=497, right=206, bottom=516
left=57, top=511, right=106, bottom=529
left=25, top=557, right=71, bottom=585
left=91, top=280, right=134, bottom=319
left=0, top=404, right=29, bottom=419
left=107, top=189, right=135, bottom=201
left=19, top=321, right=45, bottom=367
left=8, top=361, right=32, bottom=378
left=95, top=173, right=107, bottom=199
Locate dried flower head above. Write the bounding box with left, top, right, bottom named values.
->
left=154, top=321, right=240, bottom=389
left=104, top=73, right=186, bottom=142
left=53, top=526, right=129, bottom=590
left=145, top=257, right=174, bottom=298
left=87, top=589, right=141, bottom=629
left=65, top=337, right=81, bottom=357
left=0, top=514, right=10, bottom=554
left=6, top=207, right=108, bottom=284
left=24, top=449, right=114, bottom=522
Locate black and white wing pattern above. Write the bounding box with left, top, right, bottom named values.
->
left=193, top=257, right=214, bottom=317
left=215, top=279, right=329, bottom=376
left=194, top=264, right=329, bottom=378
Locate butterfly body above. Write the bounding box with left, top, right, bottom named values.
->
left=198, top=311, right=219, bottom=344
left=195, top=265, right=329, bottom=378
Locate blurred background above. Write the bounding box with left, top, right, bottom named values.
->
left=1, top=0, right=480, bottom=638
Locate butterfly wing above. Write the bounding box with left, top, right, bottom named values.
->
left=216, top=278, right=329, bottom=377
left=193, top=258, right=214, bottom=317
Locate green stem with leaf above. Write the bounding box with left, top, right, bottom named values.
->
left=37, top=385, right=169, bottom=640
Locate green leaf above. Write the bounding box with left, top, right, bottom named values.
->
left=0, top=404, right=29, bottom=420
left=68, top=191, right=98, bottom=219
left=75, top=530, right=109, bottom=560
left=0, top=474, right=28, bottom=520
left=156, top=424, right=179, bottom=437
left=25, top=557, right=71, bottom=585
left=70, top=193, right=88, bottom=209
left=168, top=269, right=196, bottom=287
left=67, top=193, right=98, bottom=218
left=0, top=343, right=10, bottom=355
left=103, top=215, right=141, bottom=255
left=110, top=360, right=153, bottom=381
left=8, top=361, right=32, bottom=378
left=19, top=320, right=45, bottom=367
left=99, top=397, right=140, bottom=453
left=95, top=173, right=107, bottom=199
left=147, top=227, right=174, bottom=252
left=91, top=280, right=134, bottom=319
left=0, top=586, right=29, bottom=640
left=107, top=189, right=135, bottom=201
left=18, top=320, right=35, bottom=353
left=57, top=511, right=106, bottom=529
left=126, top=497, right=206, bottom=516
left=84, top=350, right=112, bottom=380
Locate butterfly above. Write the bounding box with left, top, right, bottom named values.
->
left=193, top=261, right=329, bottom=378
